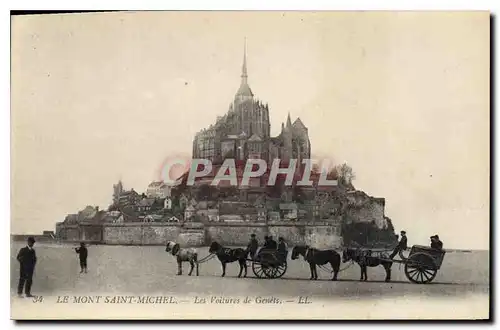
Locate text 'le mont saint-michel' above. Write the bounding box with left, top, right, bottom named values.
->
left=54, top=295, right=312, bottom=305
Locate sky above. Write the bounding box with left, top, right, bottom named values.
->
left=11, top=11, right=489, bottom=249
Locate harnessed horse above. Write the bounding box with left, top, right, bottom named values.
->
left=291, top=245, right=341, bottom=280
left=342, top=247, right=392, bottom=282
left=209, top=241, right=255, bottom=278
left=165, top=241, right=199, bottom=276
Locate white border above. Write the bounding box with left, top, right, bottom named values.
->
left=3, top=1, right=497, bottom=329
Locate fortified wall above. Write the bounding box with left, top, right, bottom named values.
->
left=55, top=221, right=343, bottom=248
left=54, top=188, right=395, bottom=248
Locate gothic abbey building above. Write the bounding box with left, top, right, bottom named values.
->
left=192, top=45, right=311, bottom=167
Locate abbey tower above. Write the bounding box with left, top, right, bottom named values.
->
left=192, top=41, right=311, bottom=167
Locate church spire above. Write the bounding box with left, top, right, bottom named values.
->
left=241, top=37, right=248, bottom=84
left=286, top=112, right=292, bottom=128
left=235, top=37, right=253, bottom=100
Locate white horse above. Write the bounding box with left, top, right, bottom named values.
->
left=165, top=241, right=199, bottom=276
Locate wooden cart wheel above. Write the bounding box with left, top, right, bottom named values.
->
left=252, top=251, right=273, bottom=278
left=253, top=251, right=287, bottom=279
left=404, top=252, right=438, bottom=284
left=252, top=261, right=267, bottom=278
left=262, top=262, right=287, bottom=279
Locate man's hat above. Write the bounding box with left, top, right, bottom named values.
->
left=251, top=234, right=256, bottom=237
left=400, top=230, right=406, bottom=234
left=430, top=235, right=436, bottom=239
left=27, top=236, right=35, bottom=243
left=434, top=235, right=440, bottom=239
left=279, top=237, right=284, bottom=241
left=264, top=235, right=269, bottom=239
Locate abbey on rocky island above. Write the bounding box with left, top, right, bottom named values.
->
left=192, top=41, right=311, bottom=167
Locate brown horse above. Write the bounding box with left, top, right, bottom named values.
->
left=208, top=241, right=249, bottom=278
left=291, top=245, right=341, bottom=280
left=342, top=248, right=392, bottom=282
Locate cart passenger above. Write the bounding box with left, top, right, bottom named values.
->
left=267, top=236, right=278, bottom=250
left=430, top=235, right=443, bottom=250
left=262, top=236, right=269, bottom=249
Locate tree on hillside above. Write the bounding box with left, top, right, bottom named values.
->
left=336, top=163, right=356, bottom=186
left=311, top=163, right=338, bottom=180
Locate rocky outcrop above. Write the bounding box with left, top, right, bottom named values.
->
left=341, top=190, right=388, bottom=229
left=311, top=188, right=397, bottom=247
left=339, top=190, right=397, bottom=247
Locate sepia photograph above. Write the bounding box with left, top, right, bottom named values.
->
left=10, top=10, right=490, bottom=320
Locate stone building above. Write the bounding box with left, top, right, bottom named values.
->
left=192, top=42, right=311, bottom=167
left=164, top=197, right=172, bottom=210
left=112, top=180, right=140, bottom=209
left=118, top=189, right=140, bottom=208
left=146, top=181, right=171, bottom=199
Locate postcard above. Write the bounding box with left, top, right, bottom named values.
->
left=10, top=11, right=490, bottom=320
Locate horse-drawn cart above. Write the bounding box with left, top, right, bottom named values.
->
left=397, top=245, right=446, bottom=284
left=251, top=249, right=288, bottom=279
left=344, top=244, right=446, bottom=284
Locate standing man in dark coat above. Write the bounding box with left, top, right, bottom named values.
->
left=277, top=237, right=288, bottom=253
left=389, top=230, right=408, bottom=259
left=246, top=234, right=259, bottom=260
left=75, top=242, right=88, bottom=273
left=17, top=237, right=37, bottom=298
left=277, top=237, right=288, bottom=262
